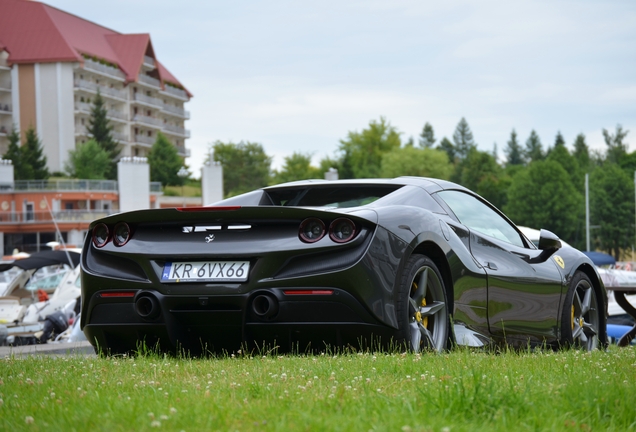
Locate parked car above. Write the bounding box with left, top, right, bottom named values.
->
left=81, top=177, right=607, bottom=355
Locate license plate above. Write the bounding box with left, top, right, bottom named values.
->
left=161, top=261, right=249, bottom=282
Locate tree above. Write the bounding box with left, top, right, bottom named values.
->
left=452, top=117, right=476, bottom=160
left=318, top=156, right=343, bottom=177
left=504, top=129, right=524, bottom=166
left=64, top=139, right=111, bottom=179
left=148, top=132, right=185, bottom=186
left=456, top=148, right=507, bottom=209
left=272, top=152, right=321, bottom=184
left=572, top=133, right=591, bottom=173
left=505, top=160, right=581, bottom=242
left=525, top=130, right=544, bottom=163
left=210, top=141, right=272, bottom=197
left=554, top=131, right=566, bottom=147
left=380, top=146, right=452, bottom=179
left=590, top=164, right=634, bottom=259
left=338, top=117, right=401, bottom=178
left=22, top=127, right=48, bottom=180
left=603, top=124, right=629, bottom=165
left=419, top=122, right=436, bottom=148
left=546, top=139, right=581, bottom=189
left=2, top=126, right=30, bottom=180
left=87, top=89, right=119, bottom=179
left=437, top=137, right=455, bottom=162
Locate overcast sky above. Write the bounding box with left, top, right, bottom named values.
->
left=47, top=0, right=636, bottom=175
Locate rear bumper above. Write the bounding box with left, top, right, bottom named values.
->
left=83, top=287, right=394, bottom=354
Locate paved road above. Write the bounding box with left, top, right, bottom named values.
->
left=0, top=340, right=95, bottom=358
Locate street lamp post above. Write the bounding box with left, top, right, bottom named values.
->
left=177, top=166, right=188, bottom=207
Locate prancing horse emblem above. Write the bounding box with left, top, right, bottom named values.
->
left=205, top=234, right=215, bottom=243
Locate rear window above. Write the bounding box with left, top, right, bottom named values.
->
left=265, top=185, right=402, bottom=208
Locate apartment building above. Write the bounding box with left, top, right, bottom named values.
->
left=0, top=0, right=191, bottom=173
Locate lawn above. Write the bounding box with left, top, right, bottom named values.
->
left=1, top=346, right=635, bottom=431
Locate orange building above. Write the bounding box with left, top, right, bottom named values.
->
left=0, top=177, right=163, bottom=254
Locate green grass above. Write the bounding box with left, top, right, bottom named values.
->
left=1, top=346, right=635, bottom=431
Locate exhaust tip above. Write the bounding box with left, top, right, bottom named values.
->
left=252, top=294, right=279, bottom=320
left=135, top=295, right=160, bottom=320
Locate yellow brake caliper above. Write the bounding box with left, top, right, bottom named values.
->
left=412, top=282, right=428, bottom=328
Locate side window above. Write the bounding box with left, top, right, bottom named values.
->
left=436, top=190, right=525, bottom=248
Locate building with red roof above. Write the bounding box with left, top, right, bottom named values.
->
left=0, top=0, right=192, bottom=172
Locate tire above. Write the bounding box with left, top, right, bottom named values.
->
left=560, top=271, right=601, bottom=350
left=395, top=254, right=450, bottom=352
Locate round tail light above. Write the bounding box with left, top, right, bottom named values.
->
left=113, top=222, right=131, bottom=246
left=329, top=218, right=357, bottom=243
left=299, top=218, right=326, bottom=243
left=92, top=223, right=110, bottom=248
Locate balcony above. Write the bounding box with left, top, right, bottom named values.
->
left=112, top=131, right=129, bottom=142
left=74, top=102, right=127, bottom=122
left=133, top=92, right=163, bottom=108
left=0, top=103, right=11, bottom=114
left=134, top=134, right=156, bottom=146
left=138, top=73, right=161, bottom=89
left=0, top=82, right=10, bottom=92
left=162, top=85, right=188, bottom=100
left=176, top=146, right=191, bottom=157
left=13, top=179, right=118, bottom=192
left=75, top=125, right=88, bottom=136
left=75, top=125, right=128, bottom=142
left=74, top=79, right=127, bottom=101
left=143, top=56, right=156, bottom=68
left=0, top=210, right=112, bottom=224
left=132, top=114, right=163, bottom=128
left=163, top=124, right=191, bottom=138
left=162, top=103, right=190, bottom=119
left=83, top=58, right=126, bottom=81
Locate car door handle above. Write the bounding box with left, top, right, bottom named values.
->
left=485, top=262, right=498, bottom=270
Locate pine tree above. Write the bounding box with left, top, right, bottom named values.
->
left=148, top=132, right=185, bottom=186
left=419, top=122, right=436, bottom=148
left=2, top=126, right=31, bottom=180
left=603, top=124, right=629, bottom=165
left=22, top=127, right=48, bottom=180
left=87, top=89, right=119, bottom=179
left=525, top=130, right=544, bottom=163
left=554, top=131, right=566, bottom=147
left=504, top=129, right=524, bottom=166
left=437, top=137, right=455, bottom=162
left=572, top=133, right=591, bottom=172
left=452, top=117, right=476, bottom=160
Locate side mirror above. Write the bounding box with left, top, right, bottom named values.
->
left=520, top=229, right=562, bottom=264
left=538, top=229, right=562, bottom=250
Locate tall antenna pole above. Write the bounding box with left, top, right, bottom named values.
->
left=585, top=173, right=590, bottom=251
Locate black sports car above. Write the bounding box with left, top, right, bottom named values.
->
left=80, top=177, right=607, bottom=355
